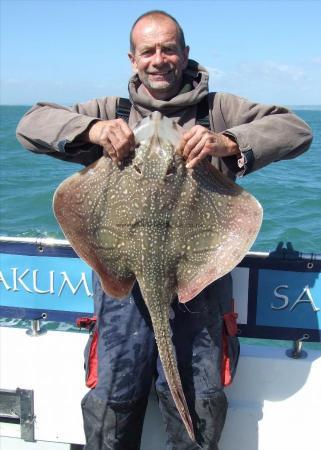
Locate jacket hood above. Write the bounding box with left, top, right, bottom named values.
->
left=128, top=59, right=209, bottom=117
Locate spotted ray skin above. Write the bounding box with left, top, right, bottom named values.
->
left=53, top=112, right=263, bottom=442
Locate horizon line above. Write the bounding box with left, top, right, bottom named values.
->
left=1, top=103, right=321, bottom=110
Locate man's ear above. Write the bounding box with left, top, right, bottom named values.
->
left=183, top=46, right=190, bottom=69
left=128, top=52, right=138, bottom=73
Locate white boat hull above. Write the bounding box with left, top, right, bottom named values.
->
left=1, top=326, right=320, bottom=450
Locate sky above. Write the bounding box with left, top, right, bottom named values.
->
left=1, top=0, right=321, bottom=106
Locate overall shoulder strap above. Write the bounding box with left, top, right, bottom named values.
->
left=116, top=94, right=223, bottom=131
left=196, top=93, right=216, bottom=129
left=196, top=92, right=227, bottom=132
left=196, top=94, right=211, bottom=128
left=116, top=97, right=131, bottom=123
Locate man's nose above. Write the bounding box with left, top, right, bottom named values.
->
left=153, top=49, right=166, bottom=66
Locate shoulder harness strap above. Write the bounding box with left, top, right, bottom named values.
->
left=196, top=93, right=215, bottom=130
left=116, top=97, right=131, bottom=123
left=116, top=93, right=216, bottom=129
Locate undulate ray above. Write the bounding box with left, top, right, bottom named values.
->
left=53, top=112, right=263, bottom=443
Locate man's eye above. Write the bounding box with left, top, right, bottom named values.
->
left=164, top=48, right=175, bottom=54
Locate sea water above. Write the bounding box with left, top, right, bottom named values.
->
left=1, top=105, right=320, bottom=252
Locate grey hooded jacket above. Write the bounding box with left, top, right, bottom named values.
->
left=16, top=60, right=312, bottom=178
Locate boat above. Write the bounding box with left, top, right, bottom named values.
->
left=0, top=236, right=320, bottom=450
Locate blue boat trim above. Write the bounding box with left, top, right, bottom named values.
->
left=0, top=305, right=93, bottom=324
left=1, top=239, right=320, bottom=342
left=0, top=241, right=78, bottom=258
left=239, top=254, right=321, bottom=272
left=238, top=323, right=321, bottom=342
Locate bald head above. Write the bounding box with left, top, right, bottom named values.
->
left=130, top=10, right=186, bottom=52
left=128, top=10, right=189, bottom=100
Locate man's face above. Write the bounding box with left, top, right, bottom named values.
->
left=129, top=17, right=189, bottom=100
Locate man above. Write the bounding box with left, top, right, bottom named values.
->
left=16, top=10, right=312, bottom=450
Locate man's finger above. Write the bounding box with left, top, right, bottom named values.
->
left=184, top=134, right=209, bottom=160
left=101, top=136, right=118, bottom=162
left=186, top=155, right=202, bottom=169
left=177, top=126, right=201, bottom=154
left=118, top=119, right=135, bottom=149
left=182, top=129, right=210, bottom=158
left=186, top=147, right=211, bottom=168
left=108, top=127, right=132, bottom=160
left=103, top=142, right=118, bottom=162
left=182, top=125, right=205, bottom=140
left=185, top=138, right=205, bottom=162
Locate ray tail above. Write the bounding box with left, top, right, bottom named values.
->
left=139, top=284, right=195, bottom=442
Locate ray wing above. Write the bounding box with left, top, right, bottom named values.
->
left=172, top=161, right=263, bottom=302
left=53, top=157, right=136, bottom=298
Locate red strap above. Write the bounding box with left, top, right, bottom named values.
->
left=221, top=307, right=238, bottom=386
left=221, top=334, right=232, bottom=386
left=86, top=329, right=98, bottom=388
left=76, top=317, right=96, bottom=329
left=76, top=317, right=98, bottom=388
left=223, top=312, right=238, bottom=337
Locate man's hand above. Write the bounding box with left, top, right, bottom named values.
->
left=87, top=119, right=135, bottom=163
left=178, top=125, right=241, bottom=168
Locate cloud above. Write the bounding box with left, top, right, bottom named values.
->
left=205, top=59, right=308, bottom=87
left=204, top=66, right=225, bottom=80
left=205, top=58, right=320, bottom=104
left=235, top=60, right=307, bottom=84
left=311, top=57, right=321, bottom=65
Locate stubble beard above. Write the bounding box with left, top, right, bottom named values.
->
left=141, top=69, right=181, bottom=94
